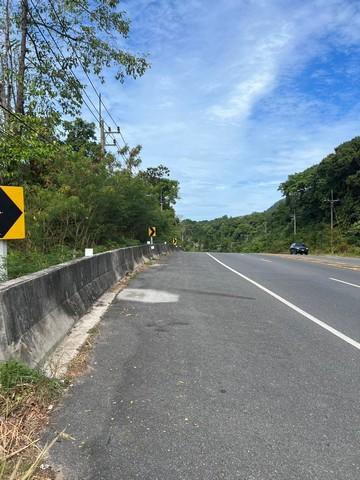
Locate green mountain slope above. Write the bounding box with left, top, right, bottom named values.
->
left=182, top=136, right=360, bottom=255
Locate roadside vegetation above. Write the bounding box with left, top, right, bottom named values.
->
left=0, top=360, right=65, bottom=479
left=182, top=136, right=360, bottom=255
left=0, top=0, right=181, bottom=280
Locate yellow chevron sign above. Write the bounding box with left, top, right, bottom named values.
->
left=0, top=186, right=25, bottom=240
left=148, top=226, right=156, bottom=237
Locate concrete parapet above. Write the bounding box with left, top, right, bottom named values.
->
left=0, top=244, right=170, bottom=367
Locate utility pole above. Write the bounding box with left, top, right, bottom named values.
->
left=291, top=210, right=297, bottom=237
left=327, top=189, right=339, bottom=254
left=104, top=125, right=124, bottom=148
left=160, top=187, right=163, bottom=211
left=264, top=221, right=267, bottom=234
left=99, top=93, right=125, bottom=156
left=99, top=93, right=105, bottom=156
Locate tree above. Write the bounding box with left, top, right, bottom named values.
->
left=139, top=164, right=179, bottom=209
left=0, top=0, right=149, bottom=119
left=119, top=144, right=143, bottom=175
left=63, top=117, right=106, bottom=163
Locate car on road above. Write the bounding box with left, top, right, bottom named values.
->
left=290, top=242, right=309, bottom=255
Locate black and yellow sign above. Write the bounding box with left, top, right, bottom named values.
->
left=0, top=186, right=25, bottom=239
left=148, top=226, right=156, bottom=237
left=172, top=238, right=177, bottom=246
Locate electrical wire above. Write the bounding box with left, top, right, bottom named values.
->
left=28, top=0, right=101, bottom=125
left=0, top=103, right=58, bottom=145
left=30, top=0, right=129, bottom=162
left=46, top=0, right=129, bottom=148
left=4, top=1, right=129, bottom=161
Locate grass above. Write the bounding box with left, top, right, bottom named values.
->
left=0, top=360, right=65, bottom=479
left=7, top=247, right=81, bottom=280
left=7, top=239, right=142, bottom=280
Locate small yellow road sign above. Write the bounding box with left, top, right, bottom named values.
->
left=148, top=226, right=156, bottom=237
left=172, top=237, right=177, bottom=245
left=0, top=186, right=25, bottom=240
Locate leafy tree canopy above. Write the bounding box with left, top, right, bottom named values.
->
left=0, top=0, right=149, bottom=117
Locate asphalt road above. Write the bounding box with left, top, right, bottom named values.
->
left=47, top=252, right=359, bottom=480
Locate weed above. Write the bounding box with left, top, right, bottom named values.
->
left=0, top=360, right=42, bottom=391
left=0, top=361, right=64, bottom=479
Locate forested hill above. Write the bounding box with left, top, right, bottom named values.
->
left=182, top=136, right=360, bottom=255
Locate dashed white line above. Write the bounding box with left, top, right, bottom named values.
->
left=260, top=258, right=272, bottom=263
left=207, top=253, right=360, bottom=351
left=330, top=277, right=360, bottom=289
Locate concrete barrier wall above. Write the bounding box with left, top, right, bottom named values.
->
left=0, top=244, right=170, bottom=367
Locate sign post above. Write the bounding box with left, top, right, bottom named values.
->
left=0, top=240, right=7, bottom=281
left=0, top=186, right=25, bottom=281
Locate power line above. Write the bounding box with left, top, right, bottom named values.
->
left=46, top=0, right=128, bottom=148
left=102, top=104, right=128, bottom=146
left=30, top=0, right=128, bottom=161
left=28, top=0, right=101, bottom=125
left=0, top=103, right=57, bottom=145
left=16, top=0, right=129, bottom=163
left=56, top=2, right=129, bottom=150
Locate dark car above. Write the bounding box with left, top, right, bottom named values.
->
left=290, top=242, right=309, bottom=255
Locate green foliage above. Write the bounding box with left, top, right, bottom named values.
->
left=183, top=137, right=360, bottom=255
left=2, top=0, right=149, bottom=116
left=7, top=245, right=78, bottom=278
left=0, top=1, right=180, bottom=280
left=0, top=116, right=59, bottom=185
left=0, top=360, right=61, bottom=397
left=0, top=360, right=41, bottom=391
left=1, top=118, right=180, bottom=279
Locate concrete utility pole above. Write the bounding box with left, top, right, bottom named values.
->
left=104, top=126, right=124, bottom=148
left=99, top=93, right=125, bottom=155
left=291, top=210, right=297, bottom=237
left=99, top=93, right=105, bottom=156
left=327, top=190, right=339, bottom=254
left=160, top=187, right=164, bottom=211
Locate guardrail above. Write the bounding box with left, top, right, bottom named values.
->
left=0, top=244, right=170, bottom=367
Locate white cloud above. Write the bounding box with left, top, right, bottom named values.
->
left=91, top=0, right=360, bottom=220
left=209, top=24, right=293, bottom=121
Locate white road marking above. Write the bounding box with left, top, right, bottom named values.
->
left=260, top=258, right=272, bottom=263
left=207, top=253, right=360, bottom=351
left=330, top=277, right=360, bottom=289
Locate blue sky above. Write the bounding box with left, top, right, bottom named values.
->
left=93, top=0, right=360, bottom=220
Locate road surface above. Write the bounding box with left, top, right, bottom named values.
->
left=47, top=252, right=359, bottom=479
